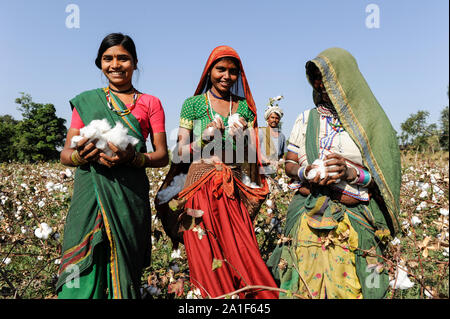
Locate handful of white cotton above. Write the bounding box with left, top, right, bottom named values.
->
left=306, top=159, right=339, bottom=181
left=228, top=113, right=244, bottom=128
left=241, top=173, right=261, bottom=189
left=70, top=119, right=139, bottom=157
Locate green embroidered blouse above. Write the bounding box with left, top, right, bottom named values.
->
left=179, top=94, right=255, bottom=148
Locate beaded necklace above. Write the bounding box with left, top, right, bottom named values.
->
left=205, top=91, right=232, bottom=123
left=105, top=86, right=137, bottom=116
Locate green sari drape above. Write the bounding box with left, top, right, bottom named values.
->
left=267, top=48, right=401, bottom=299
left=56, top=88, right=151, bottom=299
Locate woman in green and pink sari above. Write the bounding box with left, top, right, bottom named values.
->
left=57, top=33, right=168, bottom=299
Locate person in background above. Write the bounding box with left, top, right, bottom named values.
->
left=259, top=101, right=286, bottom=177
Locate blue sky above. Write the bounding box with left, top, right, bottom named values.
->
left=1, top=0, right=448, bottom=148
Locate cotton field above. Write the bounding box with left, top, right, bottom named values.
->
left=0, top=153, right=448, bottom=299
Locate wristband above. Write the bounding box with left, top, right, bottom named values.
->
left=360, top=169, right=371, bottom=187
left=71, top=150, right=88, bottom=166
left=349, top=168, right=360, bottom=184
left=297, top=166, right=307, bottom=182
left=130, top=151, right=146, bottom=168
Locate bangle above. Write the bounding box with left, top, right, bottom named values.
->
left=285, top=159, right=299, bottom=165
left=360, top=169, right=371, bottom=187
left=349, top=167, right=360, bottom=184
left=130, top=152, right=146, bottom=168
left=71, top=150, right=88, bottom=166
left=297, top=166, right=307, bottom=182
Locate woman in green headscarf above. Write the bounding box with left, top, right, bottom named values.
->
left=267, top=48, right=401, bottom=299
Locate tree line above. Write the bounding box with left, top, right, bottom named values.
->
left=399, top=89, right=449, bottom=153
left=0, top=92, right=448, bottom=163
left=0, top=93, right=66, bottom=162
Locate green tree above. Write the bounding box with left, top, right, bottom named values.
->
left=0, top=115, right=18, bottom=162
left=12, top=93, right=67, bottom=162
left=439, top=100, right=449, bottom=151
left=400, top=110, right=438, bottom=152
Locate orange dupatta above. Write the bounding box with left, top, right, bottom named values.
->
left=193, top=45, right=267, bottom=187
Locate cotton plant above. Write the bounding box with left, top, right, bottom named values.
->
left=411, top=215, right=422, bottom=226
left=171, top=248, right=182, bottom=259
left=267, top=95, right=284, bottom=107
left=2, top=257, right=12, bottom=265
left=34, top=222, right=53, bottom=240
left=389, top=263, right=415, bottom=290
left=71, top=119, right=139, bottom=157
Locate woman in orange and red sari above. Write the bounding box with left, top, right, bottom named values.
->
left=157, top=46, right=278, bottom=299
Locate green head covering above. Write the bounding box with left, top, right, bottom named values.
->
left=307, top=47, right=401, bottom=234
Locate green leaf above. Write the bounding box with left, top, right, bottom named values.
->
left=211, top=258, right=223, bottom=271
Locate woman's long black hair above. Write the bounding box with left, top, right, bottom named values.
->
left=95, top=33, right=138, bottom=69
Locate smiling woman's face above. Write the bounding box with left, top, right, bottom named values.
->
left=101, top=45, right=136, bottom=90
left=209, top=58, right=239, bottom=95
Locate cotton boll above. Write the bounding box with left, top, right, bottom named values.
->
left=242, top=174, right=252, bottom=186
left=2, top=257, right=11, bottom=265
left=440, top=208, right=449, bottom=217
left=171, top=249, right=182, bottom=259
left=411, top=216, right=422, bottom=226
left=64, top=168, right=72, bottom=178
left=306, top=159, right=326, bottom=179
left=228, top=113, right=243, bottom=128
left=34, top=223, right=53, bottom=240
left=390, top=264, right=414, bottom=289
left=241, top=173, right=261, bottom=188
left=419, top=190, right=428, bottom=198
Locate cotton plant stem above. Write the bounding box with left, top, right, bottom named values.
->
left=347, top=244, right=436, bottom=298
left=18, top=257, right=60, bottom=298
left=222, top=259, right=249, bottom=287
left=406, top=208, right=426, bottom=299
left=190, top=277, right=213, bottom=299
left=0, top=267, right=17, bottom=297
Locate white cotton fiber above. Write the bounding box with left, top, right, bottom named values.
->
left=94, top=139, right=108, bottom=153
left=70, top=135, right=84, bottom=148
left=228, top=113, right=243, bottom=128
left=102, top=122, right=139, bottom=157
left=306, top=159, right=338, bottom=180
left=71, top=120, right=140, bottom=157
left=157, top=173, right=187, bottom=204
left=241, top=173, right=261, bottom=189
